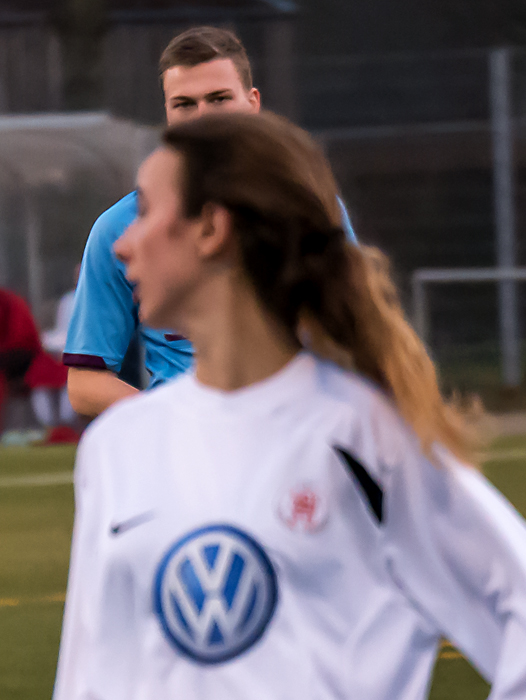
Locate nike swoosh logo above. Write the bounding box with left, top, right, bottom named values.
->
left=110, top=510, right=156, bottom=536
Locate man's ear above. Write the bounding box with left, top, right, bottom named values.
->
left=248, top=87, right=261, bottom=113
left=198, top=203, right=234, bottom=258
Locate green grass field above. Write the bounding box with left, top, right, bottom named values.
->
left=1, top=439, right=526, bottom=699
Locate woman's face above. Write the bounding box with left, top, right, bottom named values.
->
left=114, top=148, right=203, bottom=330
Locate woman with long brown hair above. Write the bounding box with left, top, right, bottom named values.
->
left=54, top=111, right=526, bottom=700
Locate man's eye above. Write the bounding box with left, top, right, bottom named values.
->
left=173, top=102, right=193, bottom=110
left=212, top=95, right=230, bottom=103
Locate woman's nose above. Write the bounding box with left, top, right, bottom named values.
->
left=113, top=233, right=129, bottom=263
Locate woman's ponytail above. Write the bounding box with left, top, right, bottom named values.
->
left=301, top=243, right=474, bottom=463
left=163, top=110, right=475, bottom=463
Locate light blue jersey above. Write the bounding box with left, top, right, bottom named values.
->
left=64, top=192, right=356, bottom=387
left=64, top=193, right=193, bottom=388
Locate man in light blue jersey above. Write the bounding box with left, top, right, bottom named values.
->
left=64, top=26, right=355, bottom=417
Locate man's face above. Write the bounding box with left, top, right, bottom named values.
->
left=163, top=58, right=260, bottom=124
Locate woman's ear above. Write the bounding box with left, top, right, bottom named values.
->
left=197, top=203, right=234, bottom=258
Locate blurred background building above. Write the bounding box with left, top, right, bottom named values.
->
left=1, top=0, right=526, bottom=406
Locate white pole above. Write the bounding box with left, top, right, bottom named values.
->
left=489, top=47, right=521, bottom=387
left=0, top=214, right=7, bottom=287
left=24, top=191, right=44, bottom=324
left=412, top=276, right=428, bottom=345
left=263, top=20, right=297, bottom=119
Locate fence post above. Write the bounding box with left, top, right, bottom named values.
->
left=263, top=19, right=297, bottom=119
left=412, top=274, right=428, bottom=346
left=24, top=191, right=44, bottom=324
left=489, top=47, right=521, bottom=388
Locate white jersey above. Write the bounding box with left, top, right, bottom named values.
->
left=54, top=353, right=526, bottom=700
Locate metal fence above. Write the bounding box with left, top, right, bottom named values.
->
left=0, top=113, right=158, bottom=327
left=0, top=11, right=296, bottom=123
left=2, top=25, right=526, bottom=393
left=306, top=47, right=526, bottom=392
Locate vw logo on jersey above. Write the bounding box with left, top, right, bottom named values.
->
left=154, top=524, right=278, bottom=664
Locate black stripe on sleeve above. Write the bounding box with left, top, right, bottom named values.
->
left=334, top=446, right=384, bottom=524
left=62, top=353, right=107, bottom=370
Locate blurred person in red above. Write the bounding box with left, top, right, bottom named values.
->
left=0, top=287, right=41, bottom=427
left=0, top=286, right=76, bottom=441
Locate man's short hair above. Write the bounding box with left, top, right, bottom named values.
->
left=159, top=26, right=253, bottom=91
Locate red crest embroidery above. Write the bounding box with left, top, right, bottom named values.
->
left=278, top=484, right=328, bottom=533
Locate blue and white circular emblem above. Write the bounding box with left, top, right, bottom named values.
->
left=154, top=524, right=278, bottom=664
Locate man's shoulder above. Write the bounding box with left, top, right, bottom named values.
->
left=88, top=191, right=138, bottom=247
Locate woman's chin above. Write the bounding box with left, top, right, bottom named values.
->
left=138, top=304, right=171, bottom=330
left=138, top=305, right=157, bottom=327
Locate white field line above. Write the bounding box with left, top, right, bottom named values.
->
left=0, top=471, right=73, bottom=488
left=0, top=448, right=526, bottom=490
left=0, top=592, right=65, bottom=608
left=0, top=590, right=466, bottom=662
left=0, top=593, right=470, bottom=662
left=482, top=448, right=526, bottom=463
